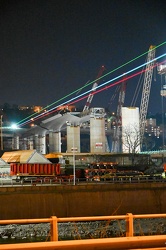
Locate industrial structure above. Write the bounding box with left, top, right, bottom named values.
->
left=139, top=45, right=156, bottom=148
left=0, top=46, right=164, bottom=155
left=83, top=65, right=105, bottom=112
left=111, top=79, right=126, bottom=152
left=11, top=107, right=107, bottom=155
left=158, top=62, right=166, bottom=149
left=158, top=63, right=166, bottom=96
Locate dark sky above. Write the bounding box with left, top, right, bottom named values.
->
left=0, top=0, right=165, bottom=114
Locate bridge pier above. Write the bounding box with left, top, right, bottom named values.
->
left=15, top=107, right=109, bottom=154
left=33, top=134, right=40, bottom=152
left=12, top=135, right=19, bottom=150
left=67, top=123, right=80, bottom=153
left=90, top=108, right=106, bottom=153
left=49, top=131, right=61, bottom=153
left=38, top=134, right=46, bottom=154
left=28, top=135, right=34, bottom=150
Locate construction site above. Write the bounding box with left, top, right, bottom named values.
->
left=0, top=46, right=166, bottom=250
left=0, top=46, right=164, bottom=156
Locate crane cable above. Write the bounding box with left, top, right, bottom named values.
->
left=130, top=55, right=148, bottom=107
left=16, top=41, right=166, bottom=126
left=108, top=85, right=121, bottom=109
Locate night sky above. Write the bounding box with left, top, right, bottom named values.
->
left=0, top=0, right=165, bottom=115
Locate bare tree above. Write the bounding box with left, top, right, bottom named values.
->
left=122, top=124, right=141, bottom=153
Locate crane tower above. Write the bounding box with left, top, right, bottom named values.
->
left=139, top=45, right=156, bottom=148
left=83, top=66, right=105, bottom=112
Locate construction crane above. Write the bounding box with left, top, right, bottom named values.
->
left=83, top=65, right=105, bottom=112
left=139, top=45, right=156, bottom=149
left=111, top=78, right=127, bottom=152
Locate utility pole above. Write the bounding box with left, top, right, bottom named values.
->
left=0, top=115, right=3, bottom=151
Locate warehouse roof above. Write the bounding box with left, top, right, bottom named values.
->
left=1, top=150, right=51, bottom=163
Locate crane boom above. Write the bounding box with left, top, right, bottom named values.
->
left=83, top=66, right=105, bottom=112
left=139, top=45, right=156, bottom=148
left=111, top=79, right=126, bottom=152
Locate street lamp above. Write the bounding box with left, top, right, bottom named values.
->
left=0, top=115, right=3, bottom=151
left=72, top=126, right=76, bottom=186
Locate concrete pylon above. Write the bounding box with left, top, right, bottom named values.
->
left=12, top=135, right=19, bottom=150
left=49, top=131, right=61, bottom=153
left=67, top=124, right=80, bottom=153
left=28, top=136, right=34, bottom=150
left=33, top=134, right=46, bottom=154
left=90, top=107, right=106, bottom=153
left=34, top=134, right=40, bottom=152
left=22, top=138, right=28, bottom=150
left=38, top=135, right=46, bottom=154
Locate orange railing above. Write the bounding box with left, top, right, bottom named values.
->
left=1, top=213, right=166, bottom=240
left=0, top=213, right=166, bottom=250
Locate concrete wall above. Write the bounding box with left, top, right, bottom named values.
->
left=0, top=183, right=166, bottom=220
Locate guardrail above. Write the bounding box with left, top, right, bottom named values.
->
left=1, top=213, right=166, bottom=240
left=1, top=213, right=166, bottom=249
left=93, top=175, right=166, bottom=183
left=0, top=175, right=166, bottom=186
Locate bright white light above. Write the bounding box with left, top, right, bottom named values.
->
left=11, top=123, right=18, bottom=129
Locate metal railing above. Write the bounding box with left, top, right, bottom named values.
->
left=1, top=213, right=166, bottom=241
left=1, top=213, right=166, bottom=249
left=0, top=175, right=166, bottom=186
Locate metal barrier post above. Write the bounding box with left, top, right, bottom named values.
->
left=126, top=213, right=133, bottom=237
left=50, top=216, right=58, bottom=241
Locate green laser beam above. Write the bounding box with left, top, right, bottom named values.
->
left=17, top=41, right=166, bottom=125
